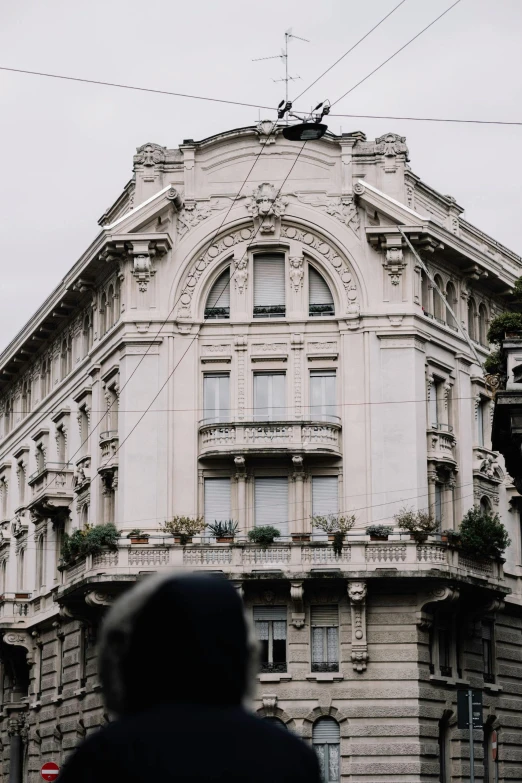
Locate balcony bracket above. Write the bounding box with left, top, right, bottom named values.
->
left=290, top=581, right=305, bottom=629
left=347, top=580, right=368, bottom=672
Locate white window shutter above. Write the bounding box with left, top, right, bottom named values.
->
left=253, top=606, right=287, bottom=621
left=313, top=718, right=340, bottom=744
left=206, top=269, right=230, bottom=310
left=254, top=255, right=285, bottom=307
left=309, top=267, right=334, bottom=305
left=312, top=477, right=338, bottom=516
left=254, top=477, right=288, bottom=536
left=311, top=606, right=339, bottom=627
left=204, top=478, right=231, bottom=525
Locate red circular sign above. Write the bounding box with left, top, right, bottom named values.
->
left=41, top=762, right=60, bottom=781
left=491, top=730, right=498, bottom=761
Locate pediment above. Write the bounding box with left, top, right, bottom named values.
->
left=103, top=184, right=182, bottom=236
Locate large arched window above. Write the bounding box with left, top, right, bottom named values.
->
left=478, top=304, right=488, bottom=346
left=468, top=297, right=477, bottom=341
left=313, top=718, right=340, bottom=783
left=205, top=269, right=230, bottom=319
left=433, top=275, right=445, bottom=323
left=309, top=266, right=334, bottom=317
left=438, top=717, right=451, bottom=783
left=480, top=496, right=493, bottom=515
left=445, top=282, right=457, bottom=330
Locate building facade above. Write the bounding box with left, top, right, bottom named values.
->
left=0, top=124, right=521, bottom=782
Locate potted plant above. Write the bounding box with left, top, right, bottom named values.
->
left=60, top=523, right=120, bottom=569
left=459, top=507, right=510, bottom=561
left=248, top=526, right=281, bottom=546
left=366, top=524, right=393, bottom=542
left=312, top=513, right=356, bottom=540
left=441, top=529, right=461, bottom=546
left=162, top=515, right=205, bottom=545
left=206, top=520, right=239, bottom=543
left=394, top=507, right=438, bottom=543
left=291, top=532, right=311, bottom=543
left=127, top=528, right=150, bottom=545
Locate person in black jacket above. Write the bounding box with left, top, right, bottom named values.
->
left=58, top=572, right=322, bottom=783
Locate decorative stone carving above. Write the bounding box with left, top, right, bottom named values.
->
left=3, top=630, right=35, bottom=665
left=347, top=581, right=368, bottom=672
left=261, top=694, right=278, bottom=711
left=375, top=133, right=409, bottom=171
left=128, top=239, right=170, bottom=293
left=290, top=581, right=305, bottom=629
left=134, top=142, right=166, bottom=168
left=416, top=584, right=460, bottom=628
left=84, top=591, right=113, bottom=608
left=177, top=201, right=213, bottom=238
left=234, top=257, right=248, bottom=293
left=255, top=120, right=276, bottom=145
left=247, top=183, right=288, bottom=234
left=289, top=256, right=304, bottom=291
left=234, top=336, right=248, bottom=420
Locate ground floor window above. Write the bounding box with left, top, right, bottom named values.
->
left=313, top=718, right=340, bottom=783
left=253, top=606, right=287, bottom=673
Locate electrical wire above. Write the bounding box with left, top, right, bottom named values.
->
left=329, top=112, right=522, bottom=127
left=292, top=0, right=408, bottom=102
left=330, top=0, right=464, bottom=108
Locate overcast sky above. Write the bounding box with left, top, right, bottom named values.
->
left=0, top=0, right=520, bottom=351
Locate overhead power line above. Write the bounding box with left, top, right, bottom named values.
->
left=331, top=0, right=464, bottom=107
left=293, top=0, right=408, bottom=102
left=1, top=64, right=519, bottom=127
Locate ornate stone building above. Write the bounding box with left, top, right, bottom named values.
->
left=0, top=123, right=520, bottom=782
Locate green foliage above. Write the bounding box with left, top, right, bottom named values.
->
left=459, top=507, right=511, bottom=560
left=366, top=525, right=393, bottom=538
left=483, top=348, right=504, bottom=375
left=311, top=513, right=356, bottom=535
left=127, top=528, right=146, bottom=538
left=248, top=526, right=281, bottom=546
left=206, top=520, right=239, bottom=538
left=162, top=516, right=205, bottom=537
left=61, top=524, right=120, bottom=568
left=442, top=529, right=461, bottom=544
left=487, top=312, right=522, bottom=345
left=394, top=507, right=438, bottom=539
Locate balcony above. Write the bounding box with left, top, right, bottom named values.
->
left=27, top=462, right=74, bottom=516
left=99, top=430, right=119, bottom=469
left=198, top=418, right=342, bottom=459
left=427, top=424, right=457, bottom=467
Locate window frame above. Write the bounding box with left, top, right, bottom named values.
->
left=253, top=253, right=286, bottom=319
left=203, top=372, right=230, bottom=424
left=311, top=605, right=339, bottom=673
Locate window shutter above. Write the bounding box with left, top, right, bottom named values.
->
left=203, top=374, right=230, bottom=422
left=312, top=477, right=338, bottom=516
left=206, top=269, right=230, bottom=309
left=311, top=606, right=338, bottom=627
left=313, top=718, right=340, bottom=744
left=309, top=267, right=334, bottom=305
left=204, top=478, right=231, bottom=525
left=482, top=623, right=492, bottom=640
left=254, top=477, right=288, bottom=536
left=253, top=606, right=287, bottom=621
left=254, top=255, right=285, bottom=307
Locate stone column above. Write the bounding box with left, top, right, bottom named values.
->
left=234, top=457, right=246, bottom=533
left=291, top=456, right=305, bottom=535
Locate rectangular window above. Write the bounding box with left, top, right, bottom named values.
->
left=56, top=427, right=66, bottom=464
left=79, top=407, right=89, bottom=454
left=204, top=478, right=231, bottom=526
left=203, top=374, right=230, bottom=423
left=311, top=606, right=339, bottom=672
left=254, top=477, right=288, bottom=536
left=253, top=254, right=285, bottom=318
left=312, top=476, right=338, bottom=539
left=254, top=373, right=286, bottom=421
left=57, top=634, right=64, bottom=695
left=477, top=398, right=489, bottom=448
left=310, top=371, right=337, bottom=421
left=254, top=606, right=287, bottom=673
left=435, top=484, right=443, bottom=528
left=482, top=622, right=494, bottom=683
left=438, top=624, right=452, bottom=677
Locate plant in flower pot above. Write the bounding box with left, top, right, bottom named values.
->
left=394, top=507, right=438, bottom=543
left=59, top=523, right=120, bottom=568
left=162, top=515, right=205, bottom=545
left=312, top=513, right=356, bottom=555
left=366, top=524, right=393, bottom=542
left=459, top=507, right=510, bottom=561
left=248, top=526, right=281, bottom=546
left=207, top=520, right=239, bottom=543
left=441, top=529, right=461, bottom=546
left=127, top=528, right=150, bottom=545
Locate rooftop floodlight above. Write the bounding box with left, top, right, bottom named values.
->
left=282, top=122, right=328, bottom=141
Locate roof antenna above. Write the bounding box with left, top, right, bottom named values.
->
left=253, top=29, right=310, bottom=123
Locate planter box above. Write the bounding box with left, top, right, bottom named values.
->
left=216, top=537, right=233, bottom=544
left=370, top=535, right=389, bottom=542
left=14, top=592, right=30, bottom=599
left=130, top=537, right=149, bottom=545
left=292, top=533, right=310, bottom=542
left=173, top=535, right=193, bottom=545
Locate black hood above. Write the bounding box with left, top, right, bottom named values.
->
left=99, top=573, right=255, bottom=717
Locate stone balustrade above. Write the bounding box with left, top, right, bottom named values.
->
left=198, top=419, right=342, bottom=458
left=426, top=425, right=457, bottom=466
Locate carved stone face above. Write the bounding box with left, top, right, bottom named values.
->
left=348, top=581, right=367, bottom=602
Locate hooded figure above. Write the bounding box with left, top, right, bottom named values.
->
left=58, top=573, right=321, bottom=783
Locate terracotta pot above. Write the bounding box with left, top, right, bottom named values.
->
left=411, top=534, right=428, bottom=543
left=370, top=535, right=388, bottom=542
left=130, top=537, right=149, bottom=545
left=14, top=593, right=29, bottom=599
left=441, top=535, right=449, bottom=543
left=173, top=535, right=193, bottom=545
left=216, top=536, right=233, bottom=543
left=292, top=533, right=310, bottom=542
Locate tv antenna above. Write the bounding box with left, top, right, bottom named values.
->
left=253, top=29, right=310, bottom=114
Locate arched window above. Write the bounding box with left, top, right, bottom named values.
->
left=421, top=271, right=431, bottom=315
left=0, top=558, right=6, bottom=594
left=478, top=304, right=488, bottom=346
left=40, top=359, right=49, bottom=399
left=445, top=282, right=457, bottom=330
left=67, top=335, right=73, bottom=375
left=106, top=285, right=114, bottom=331
left=264, top=717, right=287, bottom=730
left=468, top=298, right=477, bottom=341
left=205, top=269, right=230, bottom=319
left=81, top=503, right=89, bottom=529
left=114, top=277, right=120, bottom=323
left=17, top=547, right=25, bottom=591
left=480, top=496, right=492, bottom=515
left=313, top=718, right=340, bottom=783
left=438, top=717, right=451, bottom=783
left=36, top=534, right=46, bottom=589
left=83, top=312, right=93, bottom=357
left=60, top=339, right=68, bottom=380
left=100, top=292, right=107, bottom=335
left=433, top=275, right=445, bottom=323
left=309, top=267, right=334, bottom=317
left=21, top=380, right=31, bottom=417
left=482, top=723, right=497, bottom=783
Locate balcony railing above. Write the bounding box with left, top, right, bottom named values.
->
left=199, top=418, right=342, bottom=458
left=311, top=662, right=339, bottom=673
left=260, top=662, right=287, bottom=673
left=99, top=430, right=119, bottom=468
left=427, top=425, right=457, bottom=465
left=27, top=462, right=74, bottom=503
